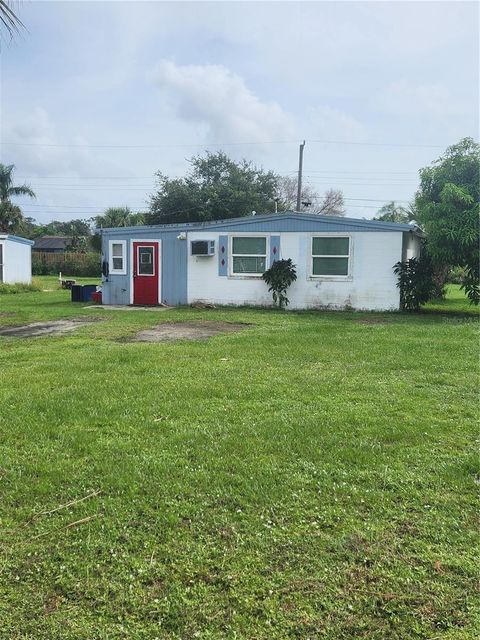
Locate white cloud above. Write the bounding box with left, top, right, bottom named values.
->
left=4, top=107, right=130, bottom=179
left=2, top=108, right=142, bottom=222
left=152, top=60, right=295, bottom=144
left=377, top=80, right=468, bottom=118
left=307, top=106, right=368, bottom=142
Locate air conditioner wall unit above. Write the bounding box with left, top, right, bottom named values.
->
left=191, top=240, right=215, bottom=256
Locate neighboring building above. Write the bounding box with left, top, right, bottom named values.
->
left=33, top=236, right=73, bottom=253
left=0, top=234, right=34, bottom=284
left=98, top=212, right=422, bottom=311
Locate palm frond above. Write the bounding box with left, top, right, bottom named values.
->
left=8, top=184, right=36, bottom=199
left=0, top=1, right=25, bottom=38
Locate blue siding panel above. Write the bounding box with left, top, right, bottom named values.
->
left=218, top=235, right=228, bottom=276
left=161, top=233, right=188, bottom=305
left=101, top=231, right=188, bottom=306
left=270, top=235, right=280, bottom=266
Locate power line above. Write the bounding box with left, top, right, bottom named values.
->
left=1, top=137, right=448, bottom=150
left=17, top=169, right=418, bottom=179
left=20, top=194, right=409, bottom=210
left=17, top=175, right=158, bottom=180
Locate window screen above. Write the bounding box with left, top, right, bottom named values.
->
left=312, top=237, right=350, bottom=276
left=231, top=237, right=267, bottom=274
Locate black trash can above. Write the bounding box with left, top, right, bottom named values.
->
left=71, top=285, right=83, bottom=302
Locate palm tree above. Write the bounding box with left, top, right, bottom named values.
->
left=0, top=164, right=36, bottom=233
left=373, top=201, right=411, bottom=224
left=94, top=207, right=145, bottom=228
left=0, top=1, right=24, bottom=38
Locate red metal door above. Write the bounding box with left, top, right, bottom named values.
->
left=133, top=242, right=159, bottom=305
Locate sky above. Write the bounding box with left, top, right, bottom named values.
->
left=0, top=0, right=478, bottom=224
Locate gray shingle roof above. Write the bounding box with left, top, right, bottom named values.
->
left=33, top=236, right=73, bottom=250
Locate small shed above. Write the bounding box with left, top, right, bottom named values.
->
left=98, top=212, right=422, bottom=311
left=0, top=234, right=34, bottom=285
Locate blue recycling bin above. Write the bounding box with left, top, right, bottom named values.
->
left=82, top=285, right=97, bottom=302
left=71, top=284, right=97, bottom=303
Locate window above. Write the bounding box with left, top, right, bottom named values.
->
left=312, top=236, right=350, bottom=276
left=138, top=246, right=154, bottom=275
left=109, top=240, right=126, bottom=274
left=231, top=236, right=267, bottom=275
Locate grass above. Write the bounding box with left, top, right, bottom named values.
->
left=0, top=280, right=478, bottom=639
left=0, top=281, right=40, bottom=295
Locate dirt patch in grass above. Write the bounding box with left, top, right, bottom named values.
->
left=128, top=321, right=252, bottom=343
left=0, top=318, right=102, bottom=338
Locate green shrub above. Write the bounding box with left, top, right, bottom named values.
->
left=393, top=255, right=436, bottom=311
left=32, top=252, right=100, bottom=277
left=262, top=259, right=297, bottom=308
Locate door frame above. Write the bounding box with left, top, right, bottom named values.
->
left=129, top=239, right=161, bottom=305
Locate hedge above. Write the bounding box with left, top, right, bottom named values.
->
left=32, top=252, right=101, bottom=277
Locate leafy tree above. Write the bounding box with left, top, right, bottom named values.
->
left=32, top=219, right=92, bottom=238
left=146, top=152, right=278, bottom=225
left=415, top=137, right=480, bottom=304
left=374, top=201, right=412, bottom=223
left=16, top=216, right=40, bottom=238
left=262, top=259, right=297, bottom=308
left=0, top=163, right=36, bottom=233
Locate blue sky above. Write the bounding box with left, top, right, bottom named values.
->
left=1, top=0, right=478, bottom=223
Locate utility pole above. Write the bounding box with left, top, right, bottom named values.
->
left=296, top=140, right=305, bottom=212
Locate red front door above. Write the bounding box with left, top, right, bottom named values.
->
left=133, top=242, right=159, bottom=305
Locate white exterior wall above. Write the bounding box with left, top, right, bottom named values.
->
left=187, top=231, right=403, bottom=311
left=0, top=239, right=32, bottom=284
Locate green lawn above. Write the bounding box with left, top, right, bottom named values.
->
left=0, top=281, right=478, bottom=639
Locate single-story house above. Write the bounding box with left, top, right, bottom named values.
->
left=0, top=234, right=34, bottom=285
left=98, top=212, right=421, bottom=311
left=33, top=236, right=73, bottom=253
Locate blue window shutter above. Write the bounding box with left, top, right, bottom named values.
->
left=270, top=235, right=280, bottom=266
left=218, top=235, right=228, bottom=276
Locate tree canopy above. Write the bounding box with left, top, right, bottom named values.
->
left=415, top=137, right=479, bottom=304
left=145, top=152, right=278, bottom=225
left=0, top=163, right=36, bottom=233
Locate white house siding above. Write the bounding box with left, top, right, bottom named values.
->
left=0, top=238, right=32, bottom=284
left=187, top=231, right=403, bottom=311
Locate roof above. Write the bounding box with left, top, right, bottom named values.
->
left=0, top=234, right=35, bottom=246
left=33, top=236, right=73, bottom=250
left=97, top=211, right=419, bottom=235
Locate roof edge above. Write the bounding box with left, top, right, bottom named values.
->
left=0, top=234, right=35, bottom=245
left=96, top=211, right=417, bottom=235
